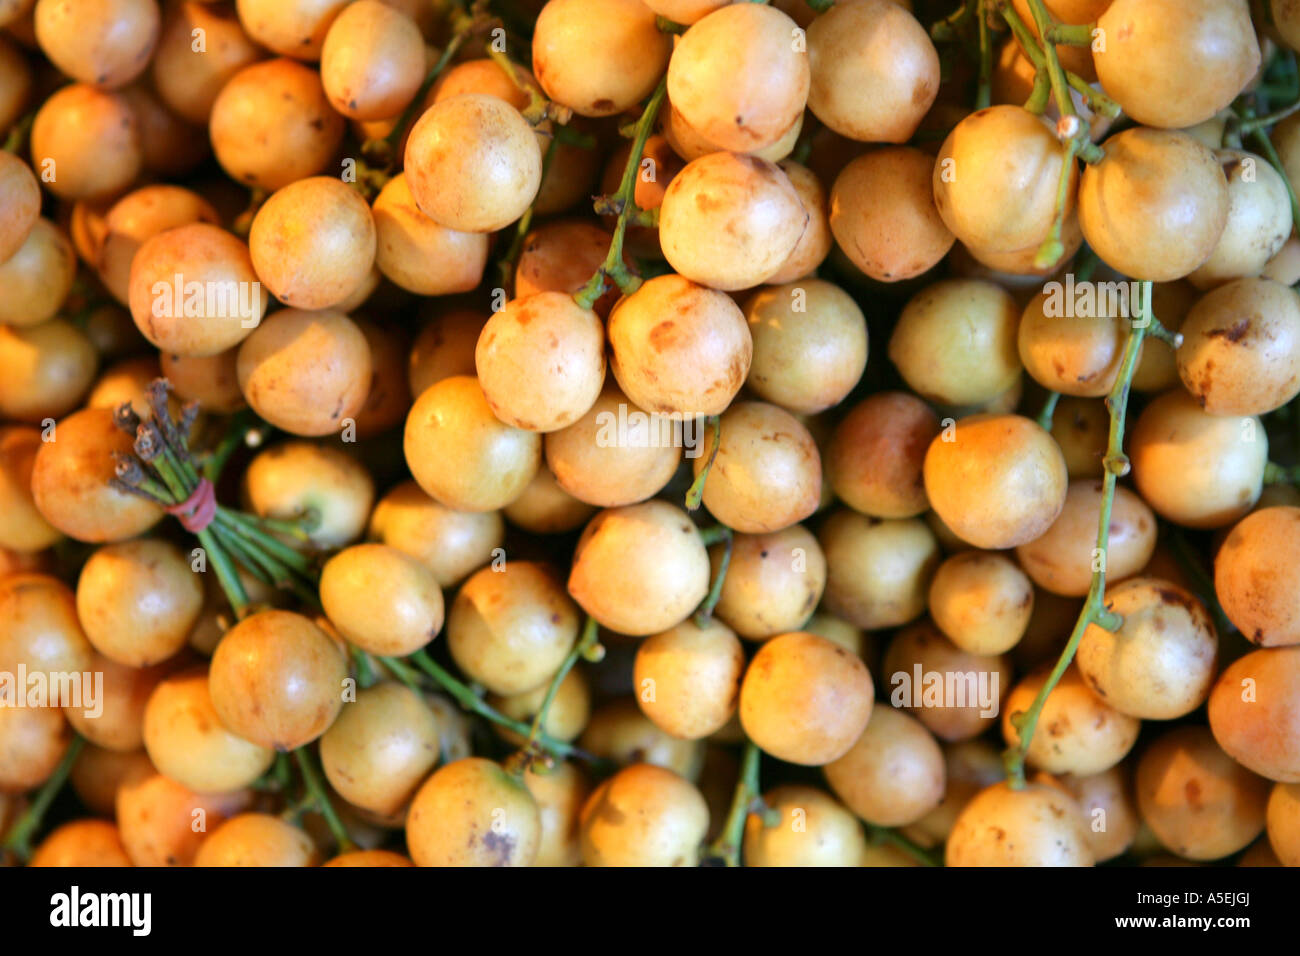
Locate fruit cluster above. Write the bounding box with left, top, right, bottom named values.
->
left=1, top=0, right=1299, bottom=869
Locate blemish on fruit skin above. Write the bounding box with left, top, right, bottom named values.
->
left=1154, top=587, right=1183, bottom=607
left=1206, top=318, right=1250, bottom=343
left=482, top=830, right=517, bottom=866
left=650, top=320, right=676, bottom=350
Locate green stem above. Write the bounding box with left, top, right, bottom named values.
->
left=684, top=415, right=722, bottom=511
left=369, top=23, right=472, bottom=165
left=706, top=740, right=761, bottom=867
left=1035, top=136, right=1079, bottom=269
left=521, top=617, right=601, bottom=756
left=483, top=44, right=551, bottom=124
left=401, top=651, right=597, bottom=764
left=931, top=0, right=975, bottom=42
left=1044, top=22, right=1094, bottom=45
left=293, top=748, right=356, bottom=854
left=976, top=0, right=992, bottom=110
left=0, top=735, right=85, bottom=861
left=1004, top=282, right=1150, bottom=788
left=698, top=524, right=731, bottom=548
left=274, top=752, right=291, bottom=790
left=867, top=825, right=942, bottom=867
left=1066, top=69, right=1120, bottom=119
left=1145, top=316, right=1183, bottom=348
left=148, top=446, right=193, bottom=502
left=1244, top=114, right=1300, bottom=235
left=232, top=188, right=268, bottom=239
left=498, top=134, right=560, bottom=289
left=202, top=411, right=261, bottom=484
left=255, top=514, right=317, bottom=543
left=351, top=646, right=377, bottom=689
left=1166, top=526, right=1236, bottom=638
left=573, top=76, right=668, bottom=309
left=378, top=653, right=424, bottom=694
left=999, top=2, right=1118, bottom=119
left=211, top=525, right=276, bottom=587
left=212, top=524, right=317, bottom=609
left=197, top=526, right=250, bottom=615
left=1036, top=391, right=1061, bottom=431
left=695, top=528, right=733, bottom=627
left=1074, top=246, right=1099, bottom=283
left=253, top=752, right=292, bottom=793
left=1025, top=0, right=1075, bottom=121
left=1264, top=461, right=1300, bottom=484
left=3, top=109, right=36, bottom=154
left=214, top=510, right=315, bottom=575
left=1236, top=98, right=1300, bottom=133
left=630, top=207, right=660, bottom=228
left=121, top=469, right=174, bottom=504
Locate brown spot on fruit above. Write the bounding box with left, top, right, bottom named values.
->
left=1154, top=587, right=1183, bottom=606
left=482, top=830, right=517, bottom=866
left=1206, top=318, right=1249, bottom=343
left=649, top=321, right=676, bottom=350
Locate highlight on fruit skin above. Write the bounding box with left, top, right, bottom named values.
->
left=0, top=0, right=1299, bottom=879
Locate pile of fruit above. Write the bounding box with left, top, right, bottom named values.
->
left=1, top=0, right=1299, bottom=868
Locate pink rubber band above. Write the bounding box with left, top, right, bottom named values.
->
left=165, top=478, right=217, bottom=533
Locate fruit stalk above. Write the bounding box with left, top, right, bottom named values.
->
left=200, top=410, right=264, bottom=484
left=1239, top=106, right=1300, bottom=234
left=705, top=739, right=761, bottom=866
left=1004, top=282, right=1152, bottom=788
left=483, top=43, right=573, bottom=128
left=1166, top=527, right=1236, bottom=638
left=694, top=526, right=733, bottom=627
left=1035, top=133, right=1080, bottom=268
left=518, top=616, right=603, bottom=763
left=0, top=735, right=85, bottom=863
left=2, top=109, right=35, bottom=154
left=497, top=134, right=561, bottom=288
left=997, top=1, right=1118, bottom=121
left=574, top=76, right=669, bottom=308
left=684, top=415, right=722, bottom=511
left=1035, top=390, right=1061, bottom=431
left=866, top=825, right=942, bottom=867
left=364, top=0, right=494, bottom=166
left=976, top=0, right=993, bottom=110
left=930, top=0, right=976, bottom=43
left=293, top=748, right=356, bottom=854
left=109, top=383, right=326, bottom=618
left=1264, top=461, right=1300, bottom=484
left=1024, top=67, right=1051, bottom=113
left=1043, top=22, right=1093, bottom=46
left=391, top=651, right=604, bottom=765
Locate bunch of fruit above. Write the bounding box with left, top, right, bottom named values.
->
left=1, top=0, right=1299, bottom=869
